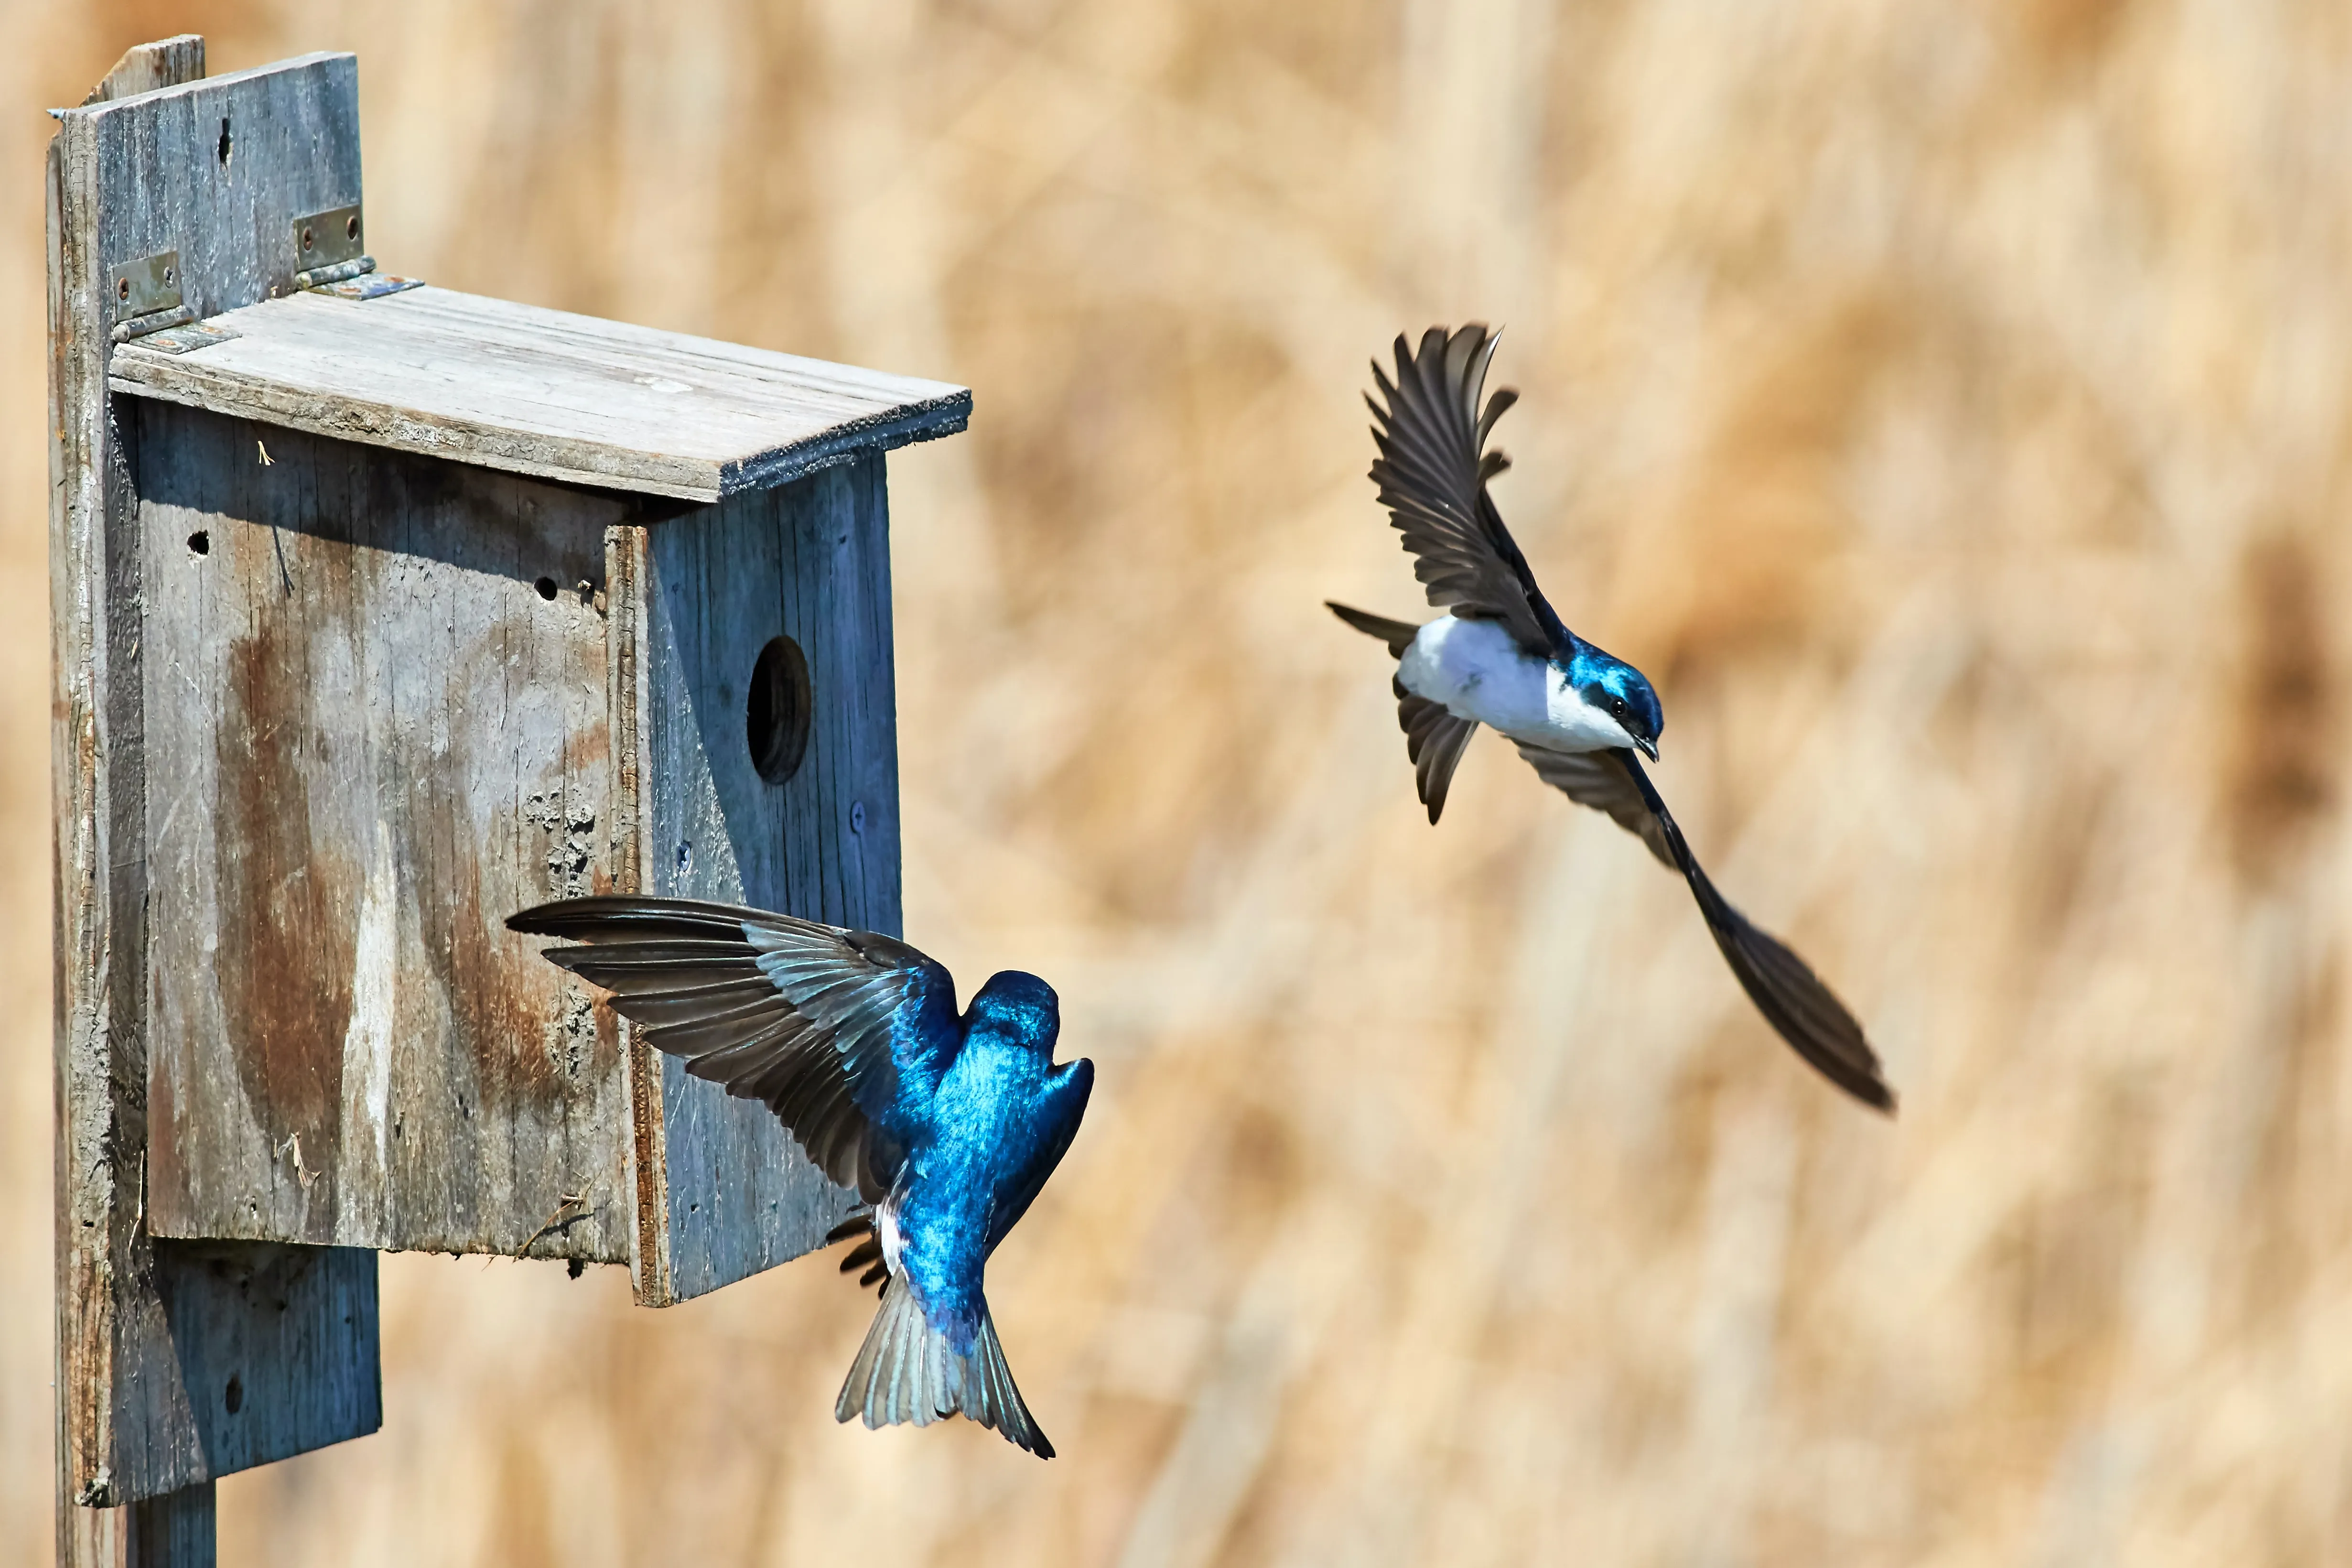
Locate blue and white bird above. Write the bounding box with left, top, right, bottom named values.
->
left=508, top=896, right=1094, bottom=1456
left=1328, top=325, right=1894, bottom=1112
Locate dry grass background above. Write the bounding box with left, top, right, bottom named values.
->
left=6, top=0, right=2352, bottom=1562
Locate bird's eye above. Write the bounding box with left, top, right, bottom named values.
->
left=1611, top=697, right=1627, bottom=717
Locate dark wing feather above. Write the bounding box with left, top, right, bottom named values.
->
left=984, top=1059, right=1095, bottom=1256
left=1367, top=325, right=1564, bottom=659
left=1327, top=600, right=1422, bottom=657
left=1523, top=751, right=1897, bottom=1113
left=508, top=896, right=961, bottom=1198
left=1513, top=741, right=1676, bottom=866
left=1399, top=680, right=1478, bottom=824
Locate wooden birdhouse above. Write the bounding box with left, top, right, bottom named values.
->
left=48, top=40, right=966, bottom=1555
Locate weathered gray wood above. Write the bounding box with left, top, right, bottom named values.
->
left=60, top=1479, right=217, bottom=1568
left=108, top=285, right=972, bottom=502
left=615, top=453, right=901, bottom=1304
left=150, top=1241, right=381, bottom=1475
left=69, top=54, right=362, bottom=328
left=139, top=403, right=634, bottom=1260
left=49, top=45, right=383, bottom=1537
left=84, top=1235, right=379, bottom=1512
left=124, top=1482, right=215, bottom=1568
left=86, top=37, right=205, bottom=106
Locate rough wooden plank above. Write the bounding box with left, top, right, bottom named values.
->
left=85, top=37, right=205, bottom=106
left=49, top=46, right=383, bottom=1536
left=108, top=286, right=973, bottom=502
left=148, top=1241, right=381, bottom=1475
left=623, top=454, right=902, bottom=1304
left=125, top=1486, right=213, bottom=1568
left=605, top=523, right=672, bottom=1302
left=140, top=403, right=633, bottom=1261
left=87, top=1236, right=379, bottom=1513
left=75, top=54, right=362, bottom=327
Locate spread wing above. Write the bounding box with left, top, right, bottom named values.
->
left=985, top=1059, right=1095, bottom=1256
left=1513, top=741, right=1676, bottom=865
left=1517, top=747, right=1896, bottom=1113
left=508, top=896, right=960, bottom=1199
left=1368, top=324, right=1565, bottom=660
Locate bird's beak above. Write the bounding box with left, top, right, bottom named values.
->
left=1634, top=735, right=1659, bottom=762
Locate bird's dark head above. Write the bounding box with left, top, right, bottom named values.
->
left=969, top=971, right=1061, bottom=1050
left=1573, top=648, right=1663, bottom=760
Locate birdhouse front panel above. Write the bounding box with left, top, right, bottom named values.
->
left=138, top=400, right=636, bottom=1262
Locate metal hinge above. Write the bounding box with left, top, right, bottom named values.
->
left=292, top=203, right=423, bottom=300
left=108, top=249, right=192, bottom=342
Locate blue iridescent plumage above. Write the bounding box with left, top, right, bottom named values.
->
left=1564, top=642, right=1664, bottom=760
left=886, top=974, right=1091, bottom=1354
left=508, top=897, right=1092, bottom=1457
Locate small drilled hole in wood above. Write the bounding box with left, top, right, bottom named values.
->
left=534, top=576, right=558, bottom=601
left=116, top=278, right=129, bottom=300
left=300, top=225, right=314, bottom=251
left=346, top=214, right=360, bottom=240
left=218, top=117, right=232, bottom=166
left=224, top=1374, right=243, bottom=1415
left=747, top=635, right=812, bottom=785
left=187, top=530, right=209, bottom=556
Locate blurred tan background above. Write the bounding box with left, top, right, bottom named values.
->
left=8, top=0, right=2352, bottom=1562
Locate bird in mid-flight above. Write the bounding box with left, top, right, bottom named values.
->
left=509, top=896, right=1094, bottom=1456
left=1327, top=325, right=1895, bottom=1113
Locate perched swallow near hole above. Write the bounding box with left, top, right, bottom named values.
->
left=1328, top=325, right=1895, bottom=1113
left=508, top=896, right=1094, bottom=1455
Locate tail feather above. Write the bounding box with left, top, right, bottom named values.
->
left=1327, top=601, right=1421, bottom=658
left=836, top=1276, right=1054, bottom=1458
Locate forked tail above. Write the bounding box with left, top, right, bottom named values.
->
left=836, top=1274, right=1054, bottom=1458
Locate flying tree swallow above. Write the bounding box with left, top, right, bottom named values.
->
left=1327, top=326, right=1895, bottom=1112
left=508, top=896, right=1094, bottom=1456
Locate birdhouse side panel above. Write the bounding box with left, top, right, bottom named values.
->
left=138, top=404, right=633, bottom=1261
left=628, top=453, right=901, bottom=1303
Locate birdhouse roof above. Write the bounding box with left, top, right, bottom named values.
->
left=107, top=284, right=970, bottom=503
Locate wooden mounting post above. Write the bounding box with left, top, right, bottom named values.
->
left=49, top=40, right=383, bottom=1568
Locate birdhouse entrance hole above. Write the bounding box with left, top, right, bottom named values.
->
left=748, top=634, right=813, bottom=784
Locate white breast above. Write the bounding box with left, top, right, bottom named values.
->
left=1396, top=614, right=1633, bottom=754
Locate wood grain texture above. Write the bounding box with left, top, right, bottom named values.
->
left=139, top=402, right=633, bottom=1261
left=48, top=46, right=381, bottom=1535
left=604, top=523, right=671, bottom=1303
left=124, top=1485, right=215, bottom=1568
left=65, top=1481, right=215, bottom=1568
left=619, top=454, right=902, bottom=1304
left=109, top=285, right=973, bottom=502
left=84, top=36, right=205, bottom=106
